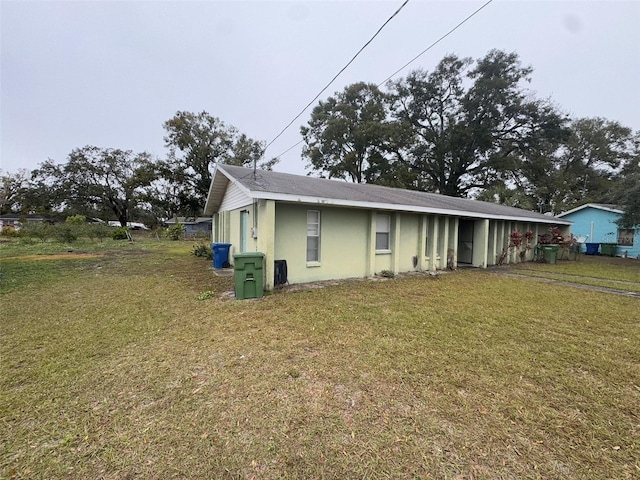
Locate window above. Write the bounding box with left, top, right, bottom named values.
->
left=307, top=210, right=320, bottom=262
left=618, top=228, right=635, bottom=246
left=376, top=214, right=390, bottom=251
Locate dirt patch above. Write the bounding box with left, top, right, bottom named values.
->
left=3, top=253, right=104, bottom=261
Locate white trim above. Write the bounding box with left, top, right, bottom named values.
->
left=557, top=203, right=624, bottom=217
left=248, top=191, right=571, bottom=225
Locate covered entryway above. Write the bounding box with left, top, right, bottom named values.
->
left=458, top=219, right=474, bottom=264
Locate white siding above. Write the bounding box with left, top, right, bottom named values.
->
left=220, top=181, right=252, bottom=211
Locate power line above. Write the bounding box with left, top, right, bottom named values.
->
left=263, top=0, right=411, bottom=154
left=271, top=0, right=494, bottom=162
left=377, top=0, right=493, bottom=87
left=272, top=139, right=304, bottom=160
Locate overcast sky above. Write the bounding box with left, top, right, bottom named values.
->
left=2, top=0, right=639, bottom=177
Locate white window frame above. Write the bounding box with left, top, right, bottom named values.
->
left=376, top=214, right=391, bottom=252
left=306, top=210, right=321, bottom=264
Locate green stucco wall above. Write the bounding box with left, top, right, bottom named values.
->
left=214, top=198, right=568, bottom=289
left=274, top=204, right=371, bottom=284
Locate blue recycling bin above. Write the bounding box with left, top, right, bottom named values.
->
left=585, top=242, right=599, bottom=255
left=212, top=243, right=232, bottom=269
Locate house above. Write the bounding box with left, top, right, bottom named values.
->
left=556, top=203, right=639, bottom=258
left=165, top=217, right=213, bottom=236
left=0, top=214, right=47, bottom=232
left=203, top=165, right=571, bottom=290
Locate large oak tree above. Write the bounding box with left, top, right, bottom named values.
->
left=29, top=146, right=157, bottom=226
left=162, top=111, right=276, bottom=214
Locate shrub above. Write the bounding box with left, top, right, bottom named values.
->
left=166, top=223, right=185, bottom=241
left=65, top=215, right=86, bottom=226
left=192, top=242, right=213, bottom=259
left=53, top=224, right=78, bottom=244
left=20, top=222, right=51, bottom=242
left=85, top=223, right=112, bottom=242
left=0, top=226, right=19, bottom=237
left=112, top=227, right=129, bottom=240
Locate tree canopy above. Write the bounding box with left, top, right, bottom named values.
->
left=301, top=49, right=638, bottom=216
left=162, top=111, right=276, bottom=214
left=0, top=169, right=30, bottom=215
left=29, top=146, right=157, bottom=226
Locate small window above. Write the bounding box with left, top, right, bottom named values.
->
left=618, top=228, right=634, bottom=246
left=307, top=210, right=320, bottom=262
left=376, top=214, right=390, bottom=251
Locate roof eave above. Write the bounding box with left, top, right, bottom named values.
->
left=249, top=191, right=571, bottom=225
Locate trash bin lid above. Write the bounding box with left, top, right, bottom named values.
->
left=233, top=252, right=265, bottom=258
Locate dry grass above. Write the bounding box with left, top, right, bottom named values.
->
left=509, top=255, right=640, bottom=294
left=1, top=241, right=639, bottom=479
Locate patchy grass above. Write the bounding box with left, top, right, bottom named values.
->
left=508, top=270, right=640, bottom=293
left=1, top=245, right=639, bottom=479
left=512, top=255, right=640, bottom=283
left=509, top=255, right=640, bottom=293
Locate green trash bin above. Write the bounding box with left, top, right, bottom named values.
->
left=600, top=243, right=617, bottom=257
left=233, top=252, right=265, bottom=299
left=541, top=244, right=559, bottom=264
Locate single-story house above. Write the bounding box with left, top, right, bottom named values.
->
left=0, top=214, right=47, bottom=232
left=203, top=165, right=571, bottom=290
left=165, top=217, right=213, bottom=236
left=556, top=203, right=639, bottom=258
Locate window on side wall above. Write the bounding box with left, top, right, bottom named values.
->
left=617, top=228, right=634, bottom=246
left=307, top=210, right=320, bottom=262
left=376, top=214, right=391, bottom=251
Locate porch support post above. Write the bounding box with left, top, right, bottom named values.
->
left=450, top=217, right=459, bottom=269
left=430, top=215, right=440, bottom=270
left=366, top=212, right=376, bottom=277
left=257, top=199, right=276, bottom=291
left=418, top=214, right=428, bottom=271
left=392, top=213, right=401, bottom=274
left=478, top=218, right=489, bottom=268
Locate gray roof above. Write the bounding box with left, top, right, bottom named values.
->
left=165, top=216, right=212, bottom=225
left=205, top=164, right=570, bottom=225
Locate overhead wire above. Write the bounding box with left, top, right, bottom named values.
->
left=269, top=0, right=493, bottom=162
left=263, top=0, right=411, bottom=154
left=377, top=0, right=493, bottom=87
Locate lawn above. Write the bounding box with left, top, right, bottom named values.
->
left=1, top=239, right=639, bottom=479
left=510, top=255, right=640, bottom=293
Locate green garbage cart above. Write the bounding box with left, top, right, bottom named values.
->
left=600, top=243, right=617, bottom=257
left=541, top=244, right=559, bottom=264
left=233, top=252, right=265, bottom=299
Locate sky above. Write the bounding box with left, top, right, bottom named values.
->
left=2, top=0, right=639, bottom=177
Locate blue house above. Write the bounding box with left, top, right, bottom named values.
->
left=556, top=204, right=639, bottom=258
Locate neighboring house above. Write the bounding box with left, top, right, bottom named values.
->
left=556, top=203, right=639, bottom=258
left=0, top=214, right=47, bottom=231
left=165, top=217, right=213, bottom=236
left=204, top=165, right=571, bottom=290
